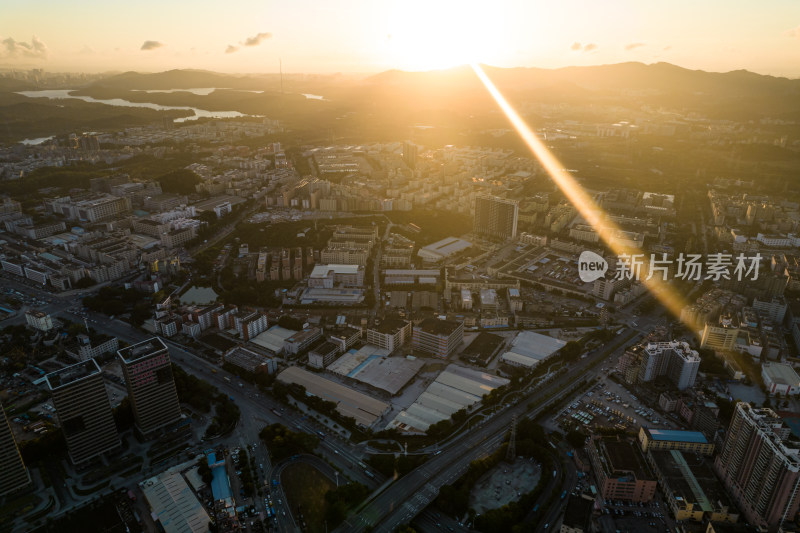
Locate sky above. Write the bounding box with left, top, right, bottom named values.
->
left=2, top=0, right=800, bottom=77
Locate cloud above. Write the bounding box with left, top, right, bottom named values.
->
left=625, top=42, right=645, bottom=51
left=570, top=42, right=597, bottom=53
left=1, top=35, right=48, bottom=59
left=140, top=40, right=165, bottom=51
left=244, top=32, right=272, bottom=47
left=663, top=45, right=672, bottom=51
left=79, top=45, right=95, bottom=55
left=225, top=32, right=272, bottom=54
left=788, top=26, right=800, bottom=38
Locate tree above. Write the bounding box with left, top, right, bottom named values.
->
left=259, top=424, right=318, bottom=461
left=197, top=457, right=213, bottom=484
left=75, top=277, right=97, bottom=289
left=566, top=430, right=587, bottom=449
left=158, top=168, right=201, bottom=194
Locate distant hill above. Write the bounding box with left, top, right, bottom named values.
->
left=354, top=62, right=800, bottom=121
left=88, top=69, right=269, bottom=90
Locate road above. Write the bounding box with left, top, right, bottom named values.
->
left=32, top=301, right=380, bottom=532
left=336, top=329, right=639, bottom=533
left=533, top=443, right=577, bottom=532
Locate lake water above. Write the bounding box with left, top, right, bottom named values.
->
left=181, top=286, right=219, bottom=305
left=17, top=89, right=251, bottom=122
left=19, top=136, right=54, bottom=145
left=132, top=88, right=265, bottom=95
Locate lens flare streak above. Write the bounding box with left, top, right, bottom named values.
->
left=470, top=63, right=688, bottom=321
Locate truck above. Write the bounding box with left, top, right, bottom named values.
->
left=224, top=376, right=231, bottom=382
left=364, top=471, right=375, bottom=479
left=272, top=408, right=282, bottom=417
left=553, top=470, right=557, bottom=478
left=561, top=490, right=567, bottom=499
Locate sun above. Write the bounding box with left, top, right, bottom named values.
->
left=384, top=1, right=507, bottom=71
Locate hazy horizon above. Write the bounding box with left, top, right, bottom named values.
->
left=3, top=0, right=800, bottom=77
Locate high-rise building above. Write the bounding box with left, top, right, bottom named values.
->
left=45, top=359, right=120, bottom=465
left=637, top=341, right=701, bottom=390
left=714, top=403, right=800, bottom=530
left=473, top=195, right=519, bottom=240
left=0, top=400, right=30, bottom=496
left=402, top=141, right=418, bottom=170
left=118, top=338, right=182, bottom=437
left=701, top=313, right=740, bottom=351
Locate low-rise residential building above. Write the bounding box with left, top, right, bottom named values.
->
left=637, top=428, right=715, bottom=456
left=284, top=327, right=323, bottom=355
left=366, top=319, right=412, bottom=353
left=25, top=310, right=54, bottom=331
left=308, top=341, right=341, bottom=369
left=234, top=311, right=268, bottom=341
left=65, top=334, right=120, bottom=362
left=327, top=325, right=361, bottom=352
left=587, top=435, right=658, bottom=503
left=412, top=318, right=464, bottom=358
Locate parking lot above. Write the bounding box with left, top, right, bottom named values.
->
left=549, top=372, right=683, bottom=434
left=598, top=498, right=673, bottom=533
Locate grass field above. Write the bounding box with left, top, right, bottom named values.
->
left=281, top=462, right=335, bottom=533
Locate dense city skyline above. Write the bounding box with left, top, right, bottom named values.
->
left=2, top=0, right=800, bottom=75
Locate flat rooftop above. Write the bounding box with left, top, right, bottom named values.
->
left=300, top=287, right=364, bottom=304
left=371, top=318, right=410, bottom=335
left=327, top=345, right=391, bottom=377
left=645, top=428, right=708, bottom=444
left=45, top=359, right=101, bottom=390
left=118, top=337, right=168, bottom=363
left=461, top=332, right=505, bottom=365
left=763, top=363, right=800, bottom=386
left=596, top=437, right=654, bottom=481
left=416, top=318, right=462, bottom=336
left=277, top=366, right=389, bottom=427
left=650, top=450, right=733, bottom=513
left=310, top=341, right=340, bottom=357
left=420, top=237, right=472, bottom=257
left=250, top=325, right=296, bottom=353
left=310, top=264, right=361, bottom=277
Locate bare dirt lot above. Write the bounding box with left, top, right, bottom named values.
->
left=469, top=457, right=540, bottom=514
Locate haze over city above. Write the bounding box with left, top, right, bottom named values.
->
left=2, top=0, right=800, bottom=75
left=4, top=2, right=800, bottom=533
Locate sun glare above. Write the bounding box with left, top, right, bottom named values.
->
left=385, top=1, right=506, bottom=71
left=470, top=63, right=690, bottom=323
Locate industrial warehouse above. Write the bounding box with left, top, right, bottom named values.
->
left=276, top=366, right=390, bottom=428
left=326, top=344, right=424, bottom=395
left=500, top=330, right=567, bottom=369
left=386, top=365, right=509, bottom=434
